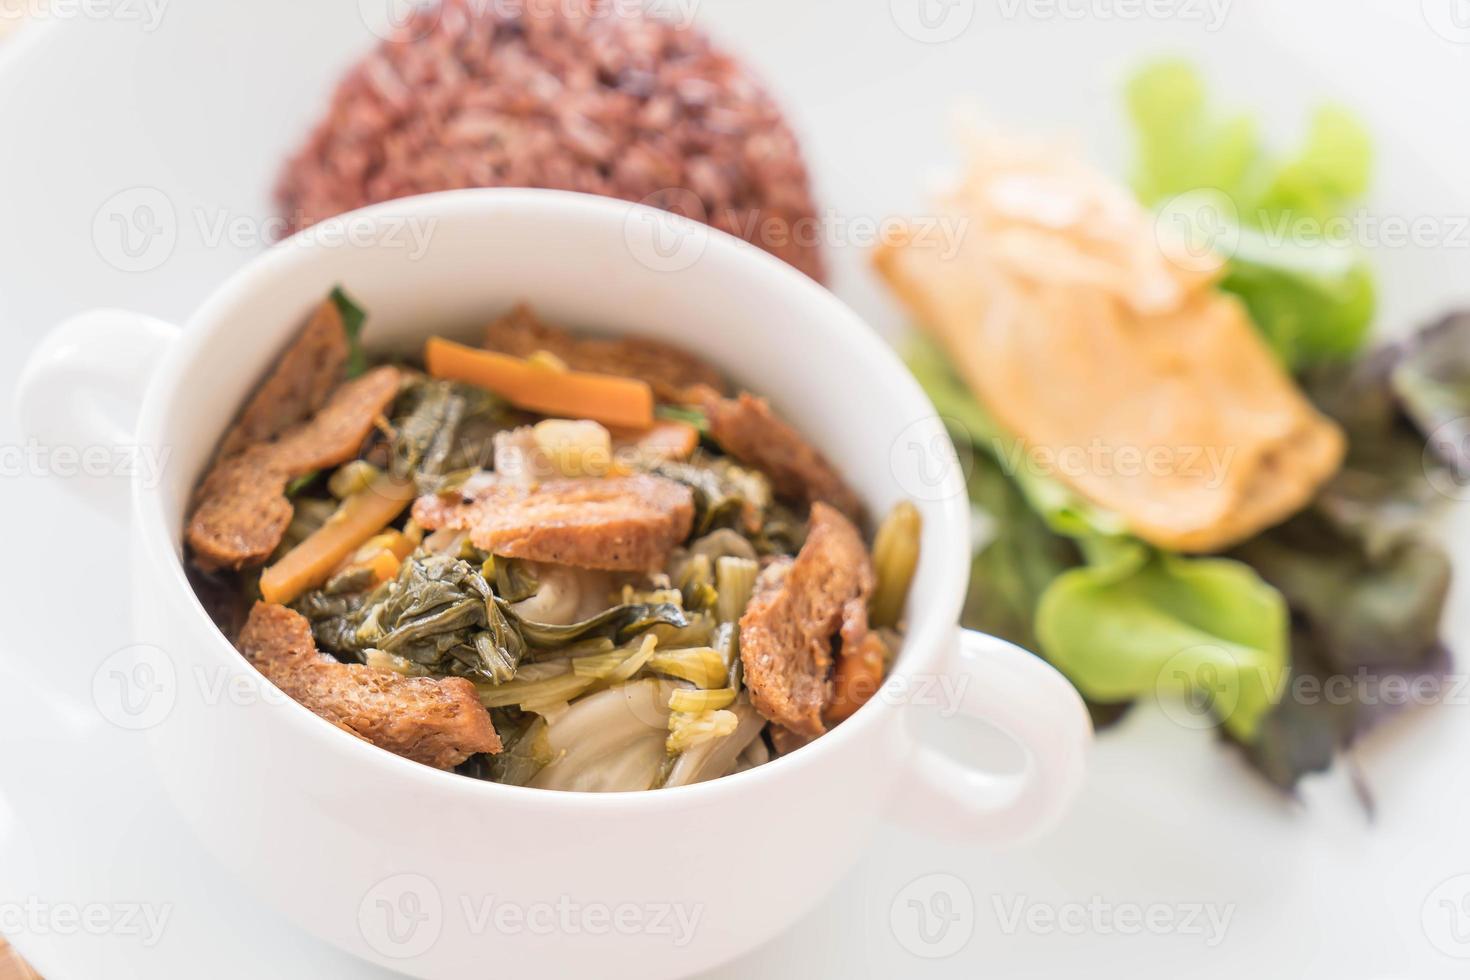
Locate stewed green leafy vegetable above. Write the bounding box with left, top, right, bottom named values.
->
left=297, top=553, right=526, bottom=683
left=192, top=289, right=917, bottom=789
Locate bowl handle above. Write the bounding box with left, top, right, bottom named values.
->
left=14, top=309, right=182, bottom=522
left=889, top=628, right=1092, bottom=843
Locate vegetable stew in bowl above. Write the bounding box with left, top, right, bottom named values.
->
left=184, top=291, right=920, bottom=791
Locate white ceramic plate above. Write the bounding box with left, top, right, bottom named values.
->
left=2, top=1, right=1469, bottom=977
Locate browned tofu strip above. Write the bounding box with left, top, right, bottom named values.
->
left=268, top=365, right=402, bottom=472
left=871, top=136, right=1345, bottom=553
left=824, top=600, right=888, bottom=727
left=187, top=366, right=402, bottom=570
left=483, top=304, right=730, bottom=401
left=413, top=473, right=695, bottom=572
left=738, top=503, right=875, bottom=737
left=219, top=299, right=349, bottom=458
left=695, top=389, right=866, bottom=523
left=188, top=447, right=295, bottom=572
left=237, top=602, right=501, bottom=769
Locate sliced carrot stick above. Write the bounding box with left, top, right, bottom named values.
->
left=425, top=337, right=655, bottom=430
left=381, top=529, right=419, bottom=561
left=610, top=419, right=700, bottom=462
left=362, top=549, right=402, bottom=584
left=331, top=546, right=402, bottom=588
left=260, top=476, right=417, bottom=605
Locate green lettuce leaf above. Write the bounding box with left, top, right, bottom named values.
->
left=1127, top=60, right=1375, bottom=368
left=1221, top=240, right=1376, bottom=368
left=1256, top=106, right=1372, bottom=219
left=960, top=448, right=1083, bottom=654
left=1127, top=60, right=1264, bottom=208
left=906, top=335, right=1291, bottom=740
left=1128, top=62, right=1370, bottom=222
left=1036, top=541, right=1290, bottom=741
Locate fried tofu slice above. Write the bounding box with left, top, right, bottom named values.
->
left=738, top=504, right=876, bottom=737
left=483, top=304, right=729, bottom=402
left=219, top=299, right=349, bottom=458
left=695, top=389, right=866, bottom=523
left=824, top=606, right=889, bottom=728
left=267, top=365, right=403, bottom=473
left=237, top=602, right=501, bottom=769
left=873, top=131, right=1345, bottom=552
left=188, top=447, right=295, bottom=572
left=413, top=473, right=695, bottom=572
left=187, top=366, right=402, bottom=570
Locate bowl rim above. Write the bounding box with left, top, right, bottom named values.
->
left=133, top=187, right=971, bottom=809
